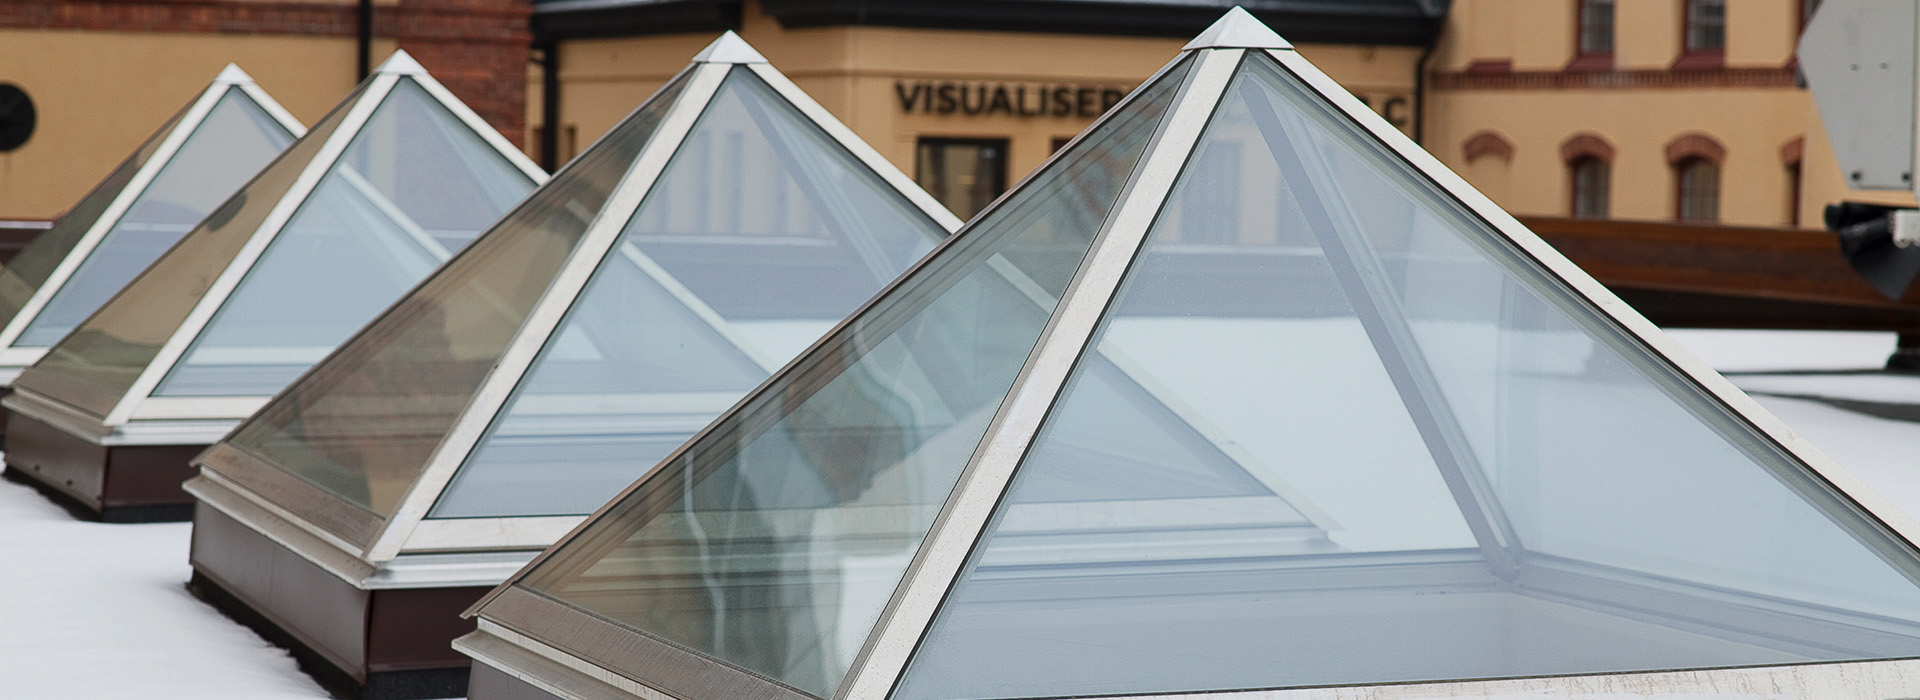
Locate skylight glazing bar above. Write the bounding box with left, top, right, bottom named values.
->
left=0, top=82, right=234, bottom=351
left=363, top=62, right=731, bottom=563
left=411, top=74, right=548, bottom=184
left=1264, top=47, right=1920, bottom=586
left=731, top=77, right=905, bottom=279
left=836, top=46, right=1242, bottom=700
left=234, top=79, right=307, bottom=144
left=101, top=72, right=404, bottom=428
left=745, top=63, right=963, bottom=231
left=1237, top=59, right=1522, bottom=579
left=468, top=49, right=1202, bottom=622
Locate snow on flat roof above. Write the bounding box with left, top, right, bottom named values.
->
left=0, top=478, right=336, bottom=699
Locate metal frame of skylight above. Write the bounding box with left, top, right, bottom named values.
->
left=0, top=66, right=306, bottom=382
left=3, top=51, right=548, bottom=448
left=188, top=33, right=964, bottom=594
left=461, top=9, right=1920, bottom=700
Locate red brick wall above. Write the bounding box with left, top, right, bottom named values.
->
left=0, top=0, right=530, bottom=147
left=393, top=0, right=531, bottom=148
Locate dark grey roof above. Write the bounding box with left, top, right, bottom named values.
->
left=531, top=0, right=1448, bottom=45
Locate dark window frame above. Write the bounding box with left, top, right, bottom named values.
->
left=1675, top=156, right=1721, bottom=222
left=1569, top=156, right=1611, bottom=219
left=1675, top=0, right=1727, bottom=70
left=914, top=136, right=1011, bottom=220
left=1570, top=0, right=1616, bottom=72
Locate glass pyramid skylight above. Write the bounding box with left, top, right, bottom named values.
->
left=6, top=51, right=544, bottom=443
left=457, top=10, right=1920, bottom=700
left=189, top=33, right=957, bottom=566
left=0, top=65, right=302, bottom=384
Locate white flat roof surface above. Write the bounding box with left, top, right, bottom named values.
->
left=0, top=327, right=1912, bottom=699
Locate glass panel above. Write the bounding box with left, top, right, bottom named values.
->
left=432, top=68, right=946, bottom=519
left=518, top=56, right=1191, bottom=700
left=15, top=85, right=367, bottom=418
left=152, top=78, right=537, bottom=397
left=223, top=73, right=689, bottom=520
left=0, top=97, right=195, bottom=329
left=896, top=54, right=1920, bottom=699
left=18, top=89, right=297, bottom=348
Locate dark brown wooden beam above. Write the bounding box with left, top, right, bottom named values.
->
left=1519, top=215, right=1920, bottom=333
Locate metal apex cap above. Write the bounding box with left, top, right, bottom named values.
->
left=373, top=49, right=429, bottom=76
left=213, top=63, right=257, bottom=85
left=692, top=30, right=770, bottom=64
left=1184, top=6, right=1293, bottom=51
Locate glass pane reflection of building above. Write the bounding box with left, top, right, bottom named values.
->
left=514, top=56, right=1191, bottom=698
left=463, top=11, right=1920, bottom=700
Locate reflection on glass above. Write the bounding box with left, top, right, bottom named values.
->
left=894, top=55, right=1920, bottom=700
left=224, top=74, right=689, bottom=519
left=153, top=79, right=536, bottom=397
left=18, top=89, right=298, bottom=348
left=432, top=68, right=944, bottom=519
left=517, top=56, right=1191, bottom=700
left=0, top=94, right=199, bottom=328
left=16, top=84, right=369, bottom=418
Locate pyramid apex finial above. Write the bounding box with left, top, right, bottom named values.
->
left=692, top=31, right=769, bottom=64
left=1184, top=6, right=1292, bottom=51
left=374, top=49, right=429, bottom=76
left=213, top=63, right=256, bottom=85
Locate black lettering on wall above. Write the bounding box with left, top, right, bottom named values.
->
left=896, top=80, right=1136, bottom=118
left=895, top=82, right=928, bottom=113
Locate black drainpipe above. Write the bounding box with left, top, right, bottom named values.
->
left=1412, top=38, right=1434, bottom=146
left=356, top=0, right=374, bottom=81
left=539, top=39, right=562, bottom=172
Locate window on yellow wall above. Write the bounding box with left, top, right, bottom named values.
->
left=1579, top=0, right=1615, bottom=54
left=1570, top=157, right=1610, bottom=219
left=1684, top=0, right=1726, bottom=52
left=1677, top=157, right=1720, bottom=221
left=915, top=137, right=1008, bottom=219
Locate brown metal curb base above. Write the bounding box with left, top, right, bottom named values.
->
left=190, top=505, right=488, bottom=700
left=1, top=411, right=201, bottom=522
left=192, top=572, right=471, bottom=700
left=468, top=662, right=568, bottom=700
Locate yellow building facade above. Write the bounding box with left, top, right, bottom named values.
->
left=1425, top=0, right=1911, bottom=228
left=532, top=1, right=1433, bottom=219
left=6, top=0, right=1911, bottom=233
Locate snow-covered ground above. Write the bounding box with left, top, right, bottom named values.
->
left=0, top=328, right=1912, bottom=699
left=0, top=478, right=330, bottom=699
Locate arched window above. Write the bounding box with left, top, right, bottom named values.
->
left=1782, top=136, right=1805, bottom=226
left=1666, top=132, right=1725, bottom=222
left=1571, top=157, right=1610, bottom=218
left=1676, top=158, right=1719, bottom=221
left=1561, top=133, right=1614, bottom=219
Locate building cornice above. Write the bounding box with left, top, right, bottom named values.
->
left=531, top=0, right=1450, bottom=45
left=1434, top=65, right=1799, bottom=90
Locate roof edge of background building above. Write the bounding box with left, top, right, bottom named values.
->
left=531, top=0, right=1449, bottom=46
